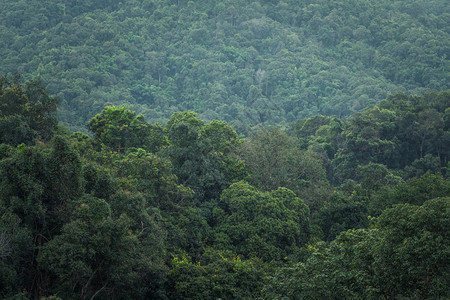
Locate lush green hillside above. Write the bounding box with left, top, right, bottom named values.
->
left=0, top=0, right=448, bottom=132
left=1, top=0, right=449, bottom=297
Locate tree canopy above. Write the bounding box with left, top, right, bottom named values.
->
left=0, top=3, right=449, bottom=295
left=0, top=0, right=448, bottom=132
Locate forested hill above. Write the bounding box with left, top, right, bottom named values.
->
left=1, top=0, right=449, bottom=132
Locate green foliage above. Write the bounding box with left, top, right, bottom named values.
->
left=88, top=105, right=167, bottom=153
left=165, top=207, right=210, bottom=258
left=0, top=136, right=82, bottom=298
left=201, top=120, right=240, bottom=155
left=0, top=75, right=58, bottom=145
left=0, top=209, right=32, bottom=299
left=319, top=90, right=450, bottom=184
left=315, top=193, right=368, bottom=241
left=0, top=115, right=35, bottom=146
left=370, top=197, right=450, bottom=299
left=213, top=181, right=310, bottom=261
left=264, top=230, right=381, bottom=299
left=405, top=153, right=442, bottom=178
left=168, top=249, right=265, bottom=300
left=356, top=163, right=400, bottom=191
left=348, top=162, right=403, bottom=207
left=239, top=128, right=330, bottom=211
left=1, top=0, right=448, bottom=131
left=113, top=149, right=193, bottom=209
left=266, top=197, right=450, bottom=299
left=38, top=195, right=167, bottom=299
left=0, top=137, right=82, bottom=236
left=82, top=162, right=118, bottom=200
left=164, top=111, right=246, bottom=202
left=369, top=172, right=450, bottom=215
left=0, top=74, right=448, bottom=298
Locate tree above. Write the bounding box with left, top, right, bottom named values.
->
left=0, top=136, right=82, bottom=236
left=212, top=181, right=310, bottom=261
left=265, top=197, right=449, bottom=299
left=404, top=154, right=441, bottom=178
left=114, top=149, right=193, bottom=210
left=164, top=111, right=246, bottom=202
left=315, top=193, right=368, bottom=241
left=0, top=75, right=58, bottom=145
left=239, top=128, right=330, bottom=211
left=372, top=197, right=450, bottom=298
left=38, top=195, right=167, bottom=299
left=263, top=228, right=380, bottom=300
left=0, top=136, right=82, bottom=297
left=370, top=172, right=450, bottom=215
left=344, top=106, right=398, bottom=166
left=88, top=105, right=167, bottom=153
left=168, top=248, right=266, bottom=299
left=25, top=78, right=59, bottom=141
left=0, top=209, right=33, bottom=299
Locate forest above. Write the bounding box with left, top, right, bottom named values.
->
left=0, top=0, right=449, bottom=299
left=0, top=0, right=449, bottom=133
left=0, top=76, right=448, bottom=299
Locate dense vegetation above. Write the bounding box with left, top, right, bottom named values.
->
left=1, top=0, right=449, bottom=298
left=0, top=0, right=449, bottom=132
left=1, top=76, right=448, bottom=299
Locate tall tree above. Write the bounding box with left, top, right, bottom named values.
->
left=164, top=111, right=245, bottom=202
left=88, top=105, right=167, bottom=153
left=212, top=181, right=310, bottom=261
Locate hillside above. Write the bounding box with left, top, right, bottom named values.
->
left=0, top=0, right=449, bottom=132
